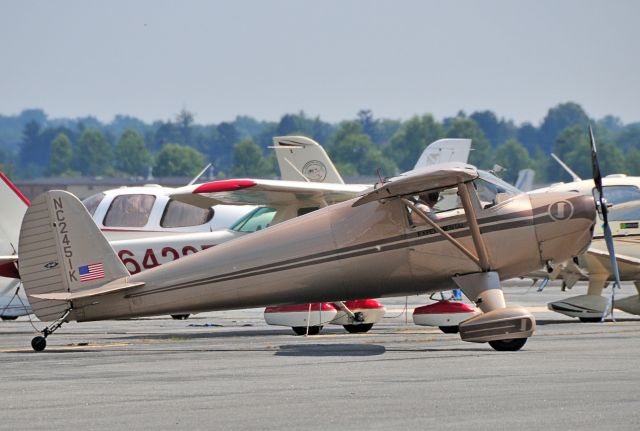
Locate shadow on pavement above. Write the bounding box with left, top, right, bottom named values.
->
left=275, top=343, right=386, bottom=357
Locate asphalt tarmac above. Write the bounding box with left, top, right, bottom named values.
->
left=1, top=281, right=639, bottom=430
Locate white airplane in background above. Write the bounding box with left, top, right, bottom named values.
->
left=526, top=152, right=640, bottom=321
left=0, top=137, right=472, bottom=325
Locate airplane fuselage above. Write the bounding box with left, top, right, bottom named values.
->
left=68, top=192, right=595, bottom=322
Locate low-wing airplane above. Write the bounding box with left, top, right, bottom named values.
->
left=19, top=160, right=597, bottom=352
left=528, top=154, right=640, bottom=320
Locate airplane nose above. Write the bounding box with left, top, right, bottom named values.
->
left=530, top=193, right=596, bottom=263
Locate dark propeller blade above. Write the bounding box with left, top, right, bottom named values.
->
left=590, top=126, right=622, bottom=321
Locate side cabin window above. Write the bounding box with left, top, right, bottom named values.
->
left=82, top=192, right=105, bottom=216
left=161, top=199, right=214, bottom=228
left=230, top=207, right=277, bottom=233
left=104, top=194, right=156, bottom=227
left=407, top=186, right=464, bottom=226
left=297, top=207, right=319, bottom=216
left=473, top=173, right=521, bottom=209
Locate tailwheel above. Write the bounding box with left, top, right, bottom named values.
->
left=31, top=336, right=47, bottom=352
left=439, top=325, right=459, bottom=334
left=171, top=314, right=190, bottom=320
left=292, top=326, right=322, bottom=336
left=30, top=308, right=71, bottom=352
left=488, top=338, right=527, bottom=352
left=1, top=316, right=19, bottom=321
left=343, top=323, right=374, bottom=333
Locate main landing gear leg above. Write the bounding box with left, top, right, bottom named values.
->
left=454, top=272, right=535, bottom=351
left=31, top=309, right=71, bottom=352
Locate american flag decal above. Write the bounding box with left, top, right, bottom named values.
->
left=79, top=263, right=105, bottom=282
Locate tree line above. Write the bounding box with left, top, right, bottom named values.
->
left=1, top=102, right=639, bottom=184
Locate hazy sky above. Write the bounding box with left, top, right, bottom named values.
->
left=1, top=0, right=639, bottom=125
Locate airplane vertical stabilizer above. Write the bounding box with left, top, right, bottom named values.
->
left=515, top=169, right=536, bottom=192
left=273, top=136, right=344, bottom=184
left=413, top=139, right=472, bottom=170
left=19, top=191, right=130, bottom=321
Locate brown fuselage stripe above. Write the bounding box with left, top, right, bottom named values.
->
left=126, top=209, right=591, bottom=298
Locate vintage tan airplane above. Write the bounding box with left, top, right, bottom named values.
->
left=19, top=160, right=597, bottom=352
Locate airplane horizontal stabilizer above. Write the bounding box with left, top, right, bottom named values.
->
left=0, top=255, right=18, bottom=265
left=30, top=281, right=145, bottom=301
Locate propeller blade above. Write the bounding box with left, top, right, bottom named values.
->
left=590, top=125, right=609, bottom=225
left=589, top=125, right=622, bottom=321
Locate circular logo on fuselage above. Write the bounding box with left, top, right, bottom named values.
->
left=548, top=200, right=574, bottom=221
left=302, top=160, right=327, bottom=182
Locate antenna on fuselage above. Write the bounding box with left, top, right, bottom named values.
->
left=551, top=153, right=582, bottom=182
left=187, top=163, right=213, bottom=186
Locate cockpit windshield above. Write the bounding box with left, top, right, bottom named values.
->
left=474, top=171, right=522, bottom=209
left=82, top=192, right=105, bottom=216
left=230, top=207, right=277, bottom=232
left=594, top=185, right=640, bottom=221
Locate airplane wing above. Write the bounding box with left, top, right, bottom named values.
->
left=170, top=179, right=370, bottom=209
left=586, top=247, right=640, bottom=277
left=352, top=162, right=478, bottom=207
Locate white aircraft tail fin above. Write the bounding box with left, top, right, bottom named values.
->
left=413, top=139, right=472, bottom=170
left=19, top=191, right=130, bottom=321
left=515, top=169, right=536, bottom=191
left=272, top=136, right=344, bottom=184
left=0, top=172, right=29, bottom=255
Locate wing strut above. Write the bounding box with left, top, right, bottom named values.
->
left=402, top=198, right=483, bottom=269
left=458, top=182, right=491, bottom=271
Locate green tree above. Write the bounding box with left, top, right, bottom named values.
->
left=74, top=128, right=113, bottom=176
left=470, top=110, right=516, bottom=146
left=49, top=133, right=73, bottom=175
left=539, top=102, right=589, bottom=153
left=175, top=109, right=195, bottom=146
left=625, top=148, right=640, bottom=175
left=493, top=139, right=532, bottom=183
left=599, top=142, right=626, bottom=175
left=383, top=114, right=443, bottom=171
left=114, top=129, right=151, bottom=176
left=154, top=143, right=205, bottom=177
left=329, top=121, right=396, bottom=176
left=552, top=125, right=584, bottom=161
left=231, top=138, right=274, bottom=177
left=445, top=117, right=491, bottom=169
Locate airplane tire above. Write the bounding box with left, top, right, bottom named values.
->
left=31, top=336, right=47, bottom=352
left=343, top=323, right=374, bottom=333
left=579, top=317, right=601, bottom=323
left=439, top=325, right=459, bottom=334
left=171, top=314, right=190, bottom=320
left=1, top=316, right=18, bottom=321
left=488, top=338, right=527, bottom=352
left=292, top=326, right=322, bottom=336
